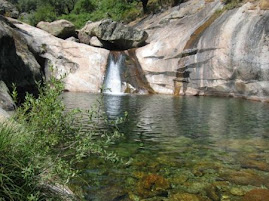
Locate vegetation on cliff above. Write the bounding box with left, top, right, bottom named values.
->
left=11, top=0, right=184, bottom=27
left=0, top=77, right=124, bottom=200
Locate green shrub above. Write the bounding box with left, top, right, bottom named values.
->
left=0, top=76, right=124, bottom=200
left=29, top=4, right=57, bottom=25
left=223, top=0, right=243, bottom=9
left=73, top=0, right=95, bottom=14
left=60, top=12, right=93, bottom=28
left=18, top=0, right=38, bottom=12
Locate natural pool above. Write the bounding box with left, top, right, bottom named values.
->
left=63, top=93, right=269, bottom=201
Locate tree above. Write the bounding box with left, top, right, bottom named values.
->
left=141, top=0, right=148, bottom=13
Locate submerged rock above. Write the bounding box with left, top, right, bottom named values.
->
left=242, top=189, right=269, bottom=201
left=240, top=159, right=269, bottom=172
left=37, top=20, right=76, bottom=39
left=169, top=193, right=201, bottom=201
left=219, top=170, right=269, bottom=187
left=79, top=19, right=148, bottom=50
left=89, top=186, right=131, bottom=201
left=137, top=174, right=170, bottom=198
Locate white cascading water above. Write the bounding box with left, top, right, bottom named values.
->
left=104, top=53, right=125, bottom=95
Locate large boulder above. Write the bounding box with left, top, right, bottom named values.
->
left=0, top=0, right=19, bottom=18
left=37, top=20, right=76, bottom=39
left=14, top=19, right=110, bottom=93
left=135, top=0, right=269, bottom=101
left=79, top=19, right=148, bottom=50
left=0, top=16, right=42, bottom=96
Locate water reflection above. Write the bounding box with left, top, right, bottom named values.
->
left=63, top=93, right=269, bottom=200
left=103, top=94, right=124, bottom=119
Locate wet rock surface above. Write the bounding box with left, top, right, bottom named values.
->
left=242, top=189, right=269, bottom=201
left=240, top=159, right=269, bottom=172
left=137, top=174, right=170, bottom=198
left=169, top=193, right=201, bottom=201
left=219, top=169, right=269, bottom=187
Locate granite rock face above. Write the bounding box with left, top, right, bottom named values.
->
left=79, top=19, right=148, bottom=50
left=185, top=3, right=269, bottom=101
left=134, top=0, right=269, bottom=101
left=135, top=0, right=223, bottom=94
left=37, top=20, right=76, bottom=39
left=14, top=20, right=110, bottom=93
left=0, top=16, right=42, bottom=96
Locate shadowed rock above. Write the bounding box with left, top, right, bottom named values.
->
left=0, top=0, right=19, bottom=18
left=0, top=15, right=42, bottom=99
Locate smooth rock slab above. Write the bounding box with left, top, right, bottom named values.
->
left=14, top=20, right=110, bottom=93
left=135, top=0, right=269, bottom=101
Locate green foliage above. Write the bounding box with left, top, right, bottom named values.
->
left=16, top=0, right=185, bottom=27
left=0, top=76, right=124, bottom=200
left=29, top=4, right=57, bottom=25
left=18, top=0, right=38, bottom=12
left=73, top=0, right=95, bottom=14
left=223, top=0, right=243, bottom=9
left=59, top=0, right=141, bottom=28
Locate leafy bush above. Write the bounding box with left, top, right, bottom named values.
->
left=0, top=77, right=124, bottom=200
left=73, top=0, right=95, bottom=14
left=29, top=4, right=57, bottom=25
left=18, top=0, right=38, bottom=12
left=222, top=0, right=243, bottom=9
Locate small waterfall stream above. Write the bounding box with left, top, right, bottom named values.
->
left=104, top=53, right=125, bottom=95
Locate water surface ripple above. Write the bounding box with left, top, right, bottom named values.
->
left=63, top=93, right=269, bottom=201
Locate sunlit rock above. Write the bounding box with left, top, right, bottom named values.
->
left=37, top=20, right=76, bottom=39
left=79, top=19, right=148, bottom=50
left=135, top=0, right=269, bottom=101
left=14, top=19, right=109, bottom=93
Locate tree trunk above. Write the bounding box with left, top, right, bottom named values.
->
left=141, top=0, right=148, bottom=13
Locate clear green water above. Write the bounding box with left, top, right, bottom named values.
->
left=63, top=93, right=269, bottom=201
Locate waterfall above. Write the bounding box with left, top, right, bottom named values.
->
left=104, top=53, right=125, bottom=95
